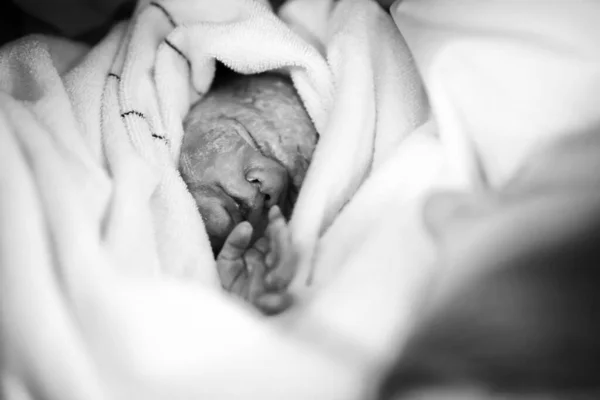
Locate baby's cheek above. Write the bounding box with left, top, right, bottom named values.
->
left=194, top=199, right=234, bottom=247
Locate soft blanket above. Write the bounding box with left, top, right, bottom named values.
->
left=4, top=0, right=600, bottom=398
left=296, top=0, right=600, bottom=365
left=0, top=0, right=429, bottom=399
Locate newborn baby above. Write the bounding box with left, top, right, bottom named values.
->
left=180, top=71, right=317, bottom=313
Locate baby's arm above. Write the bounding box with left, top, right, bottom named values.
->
left=216, top=206, right=297, bottom=315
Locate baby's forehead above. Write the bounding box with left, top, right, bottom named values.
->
left=216, top=73, right=299, bottom=104
left=184, top=72, right=317, bottom=190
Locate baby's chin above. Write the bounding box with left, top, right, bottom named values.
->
left=195, top=202, right=235, bottom=254
left=204, top=209, right=269, bottom=256
left=192, top=190, right=271, bottom=255
left=200, top=206, right=263, bottom=254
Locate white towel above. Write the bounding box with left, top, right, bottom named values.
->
left=392, top=0, right=600, bottom=189
left=283, top=0, right=600, bottom=377
left=96, top=0, right=430, bottom=295
left=287, top=0, right=429, bottom=290
left=0, top=32, right=360, bottom=400
left=0, top=0, right=429, bottom=399
left=264, top=0, right=434, bottom=372
left=103, top=0, right=340, bottom=283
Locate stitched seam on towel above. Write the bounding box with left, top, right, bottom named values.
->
left=148, top=3, right=204, bottom=97
left=149, top=1, right=177, bottom=27
left=121, top=110, right=146, bottom=119
left=164, top=38, right=192, bottom=70
left=120, top=110, right=169, bottom=143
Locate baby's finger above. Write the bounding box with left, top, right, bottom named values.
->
left=244, top=248, right=267, bottom=302
left=217, top=222, right=253, bottom=262
left=226, top=267, right=248, bottom=297
left=255, top=292, right=294, bottom=316
left=265, top=248, right=298, bottom=291
left=268, top=205, right=284, bottom=223
left=217, top=222, right=253, bottom=291
left=265, top=208, right=288, bottom=269
left=252, top=237, right=269, bottom=256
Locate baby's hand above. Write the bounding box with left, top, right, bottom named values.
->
left=216, top=206, right=297, bottom=315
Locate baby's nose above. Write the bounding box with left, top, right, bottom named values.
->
left=245, top=161, right=289, bottom=209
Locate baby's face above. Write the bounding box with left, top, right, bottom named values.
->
left=180, top=73, right=317, bottom=254
left=181, top=108, right=290, bottom=253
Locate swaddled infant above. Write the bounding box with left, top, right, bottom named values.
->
left=180, top=70, right=317, bottom=313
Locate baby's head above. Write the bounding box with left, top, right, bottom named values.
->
left=379, top=131, right=600, bottom=399
left=180, top=72, right=316, bottom=252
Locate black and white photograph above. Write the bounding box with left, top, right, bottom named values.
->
left=1, top=0, right=599, bottom=399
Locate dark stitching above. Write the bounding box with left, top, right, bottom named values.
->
left=120, top=110, right=169, bottom=144
left=120, top=110, right=146, bottom=119
left=149, top=1, right=177, bottom=27
left=165, top=39, right=192, bottom=70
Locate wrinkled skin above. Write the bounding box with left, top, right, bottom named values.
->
left=180, top=117, right=290, bottom=252
left=180, top=72, right=315, bottom=314
left=216, top=206, right=298, bottom=315
left=181, top=72, right=315, bottom=252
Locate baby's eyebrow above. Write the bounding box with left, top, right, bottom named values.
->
left=227, top=116, right=264, bottom=155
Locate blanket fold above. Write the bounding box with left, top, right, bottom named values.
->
left=0, top=0, right=431, bottom=399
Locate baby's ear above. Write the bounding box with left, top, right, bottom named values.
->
left=422, top=190, right=496, bottom=240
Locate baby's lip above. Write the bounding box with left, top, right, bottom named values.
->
left=217, top=189, right=244, bottom=226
